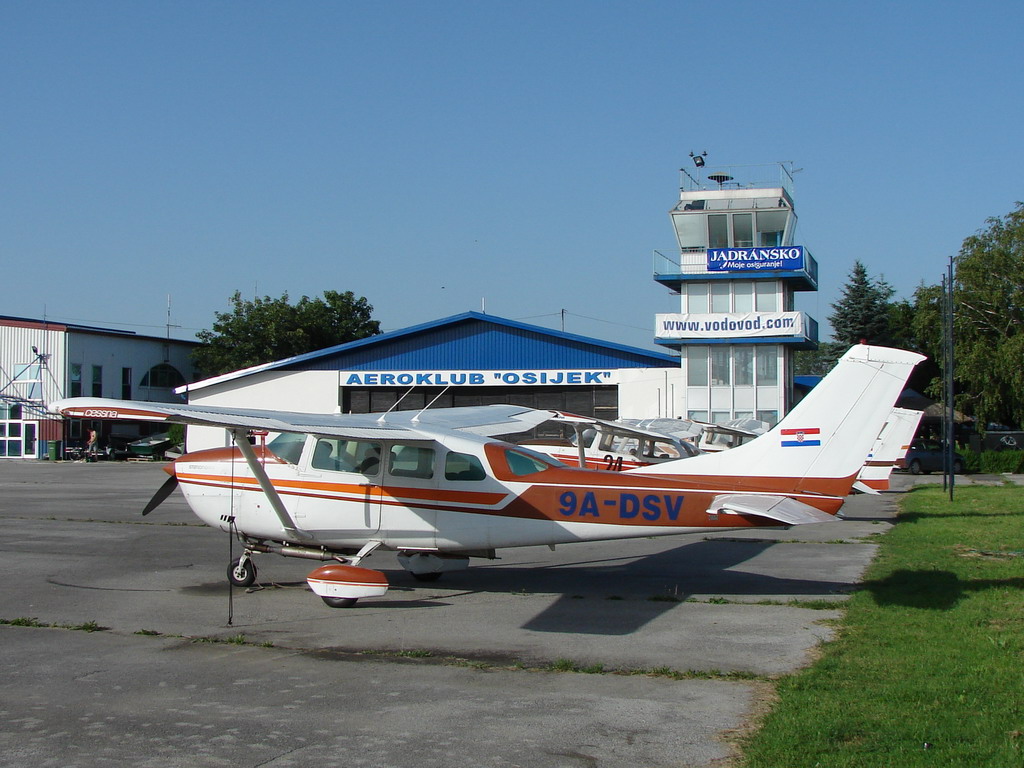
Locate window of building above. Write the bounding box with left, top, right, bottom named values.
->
left=711, top=347, right=731, bottom=386
left=91, top=366, right=102, bottom=397
left=710, top=282, right=731, bottom=313
left=671, top=212, right=708, bottom=251
left=13, top=364, right=42, bottom=401
left=755, top=281, right=778, bottom=311
left=686, top=346, right=709, bottom=386
left=734, top=346, right=754, bottom=386
left=708, top=214, right=729, bottom=249
left=70, top=364, right=82, bottom=398
left=140, top=363, right=186, bottom=389
left=733, top=282, right=754, bottom=313
left=121, top=368, right=132, bottom=400
left=757, top=410, right=779, bottom=426
left=732, top=213, right=753, bottom=247
left=687, top=410, right=710, bottom=422
left=756, top=210, right=788, bottom=247
left=756, top=347, right=779, bottom=386
left=685, top=283, right=709, bottom=314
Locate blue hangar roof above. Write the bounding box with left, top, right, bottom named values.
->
left=183, top=312, right=679, bottom=393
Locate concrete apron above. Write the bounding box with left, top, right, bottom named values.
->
left=0, top=460, right=902, bottom=767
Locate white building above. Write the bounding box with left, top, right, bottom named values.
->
left=0, top=315, right=197, bottom=458
left=176, top=312, right=683, bottom=451
left=652, top=163, right=819, bottom=425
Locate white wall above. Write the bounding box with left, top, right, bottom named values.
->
left=67, top=332, right=195, bottom=402
left=184, top=370, right=340, bottom=450
left=615, top=368, right=686, bottom=420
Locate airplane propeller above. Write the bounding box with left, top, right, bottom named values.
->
left=142, top=474, right=179, bottom=516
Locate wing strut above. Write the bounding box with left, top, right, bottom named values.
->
left=230, top=428, right=310, bottom=542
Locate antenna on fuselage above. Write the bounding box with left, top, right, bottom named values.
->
left=376, top=386, right=416, bottom=424
left=411, top=386, right=451, bottom=424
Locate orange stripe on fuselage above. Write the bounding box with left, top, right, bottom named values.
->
left=173, top=470, right=509, bottom=509
left=174, top=443, right=851, bottom=529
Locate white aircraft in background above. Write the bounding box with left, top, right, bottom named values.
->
left=51, top=344, right=924, bottom=609
left=854, top=407, right=924, bottom=493
left=519, top=413, right=701, bottom=471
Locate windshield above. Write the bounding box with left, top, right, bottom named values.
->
left=267, top=432, right=305, bottom=464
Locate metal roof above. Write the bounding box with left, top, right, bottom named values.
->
left=181, top=312, right=678, bottom=393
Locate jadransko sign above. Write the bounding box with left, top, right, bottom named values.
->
left=706, top=246, right=804, bottom=272
left=656, top=312, right=805, bottom=340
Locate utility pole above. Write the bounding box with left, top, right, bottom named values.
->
left=942, top=257, right=955, bottom=500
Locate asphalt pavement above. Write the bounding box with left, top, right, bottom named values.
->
left=0, top=460, right=934, bottom=768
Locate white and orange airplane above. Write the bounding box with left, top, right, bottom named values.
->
left=520, top=413, right=701, bottom=471
left=854, top=406, right=924, bottom=493
left=50, top=344, right=924, bottom=608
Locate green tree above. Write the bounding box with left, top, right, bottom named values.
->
left=953, top=202, right=1024, bottom=428
left=794, top=261, right=896, bottom=376
left=193, top=290, right=380, bottom=377
left=829, top=260, right=895, bottom=346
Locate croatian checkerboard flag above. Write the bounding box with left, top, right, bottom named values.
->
left=781, top=427, right=821, bottom=447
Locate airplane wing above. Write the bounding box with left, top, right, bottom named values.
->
left=550, top=411, right=695, bottom=442
left=49, top=397, right=554, bottom=441
left=707, top=494, right=839, bottom=525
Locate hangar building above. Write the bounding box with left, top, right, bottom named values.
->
left=181, top=312, right=681, bottom=451
left=0, top=315, right=197, bottom=458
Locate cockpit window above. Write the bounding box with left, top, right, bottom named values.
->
left=267, top=432, right=305, bottom=465
left=388, top=444, right=435, bottom=479
left=311, top=438, right=381, bottom=475
left=504, top=447, right=559, bottom=477
left=445, top=451, right=486, bottom=481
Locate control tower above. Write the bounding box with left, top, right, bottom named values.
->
left=652, top=161, right=818, bottom=426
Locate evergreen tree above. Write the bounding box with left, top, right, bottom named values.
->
left=795, top=262, right=896, bottom=376
left=193, top=290, right=380, bottom=377
left=828, top=260, right=895, bottom=346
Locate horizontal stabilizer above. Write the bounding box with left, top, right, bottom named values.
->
left=851, top=480, right=881, bottom=495
left=707, top=494, right=839, bottom=526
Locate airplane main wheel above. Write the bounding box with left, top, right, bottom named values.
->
left=411, top=571, right=443, bottom=582
left=322, top=596, right=358, bottom=608
left=228, top=557, right=257, bottom=587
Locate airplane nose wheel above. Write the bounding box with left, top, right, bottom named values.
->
left=321, top=596, right=358, bottom=608
left=228, top=555, right=257, bottom=587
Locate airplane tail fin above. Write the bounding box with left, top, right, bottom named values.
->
left=628, top=345, right=925, bottom=497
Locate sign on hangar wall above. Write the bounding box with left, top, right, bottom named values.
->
left=340, top=370, right=617, bottom=387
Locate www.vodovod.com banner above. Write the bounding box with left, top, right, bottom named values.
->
left=656, top=312, right=804, bottom=339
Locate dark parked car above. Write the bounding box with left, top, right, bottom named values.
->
left=896, top=439, right=965, bottom=475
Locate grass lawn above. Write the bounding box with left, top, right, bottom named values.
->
left=739, top=485, right=1024, bottom=767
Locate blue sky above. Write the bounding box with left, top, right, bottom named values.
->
left=3, top=1, right=1022, bottom=351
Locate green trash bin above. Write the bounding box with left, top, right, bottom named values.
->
left=47, top=440, right=60, bottom=461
